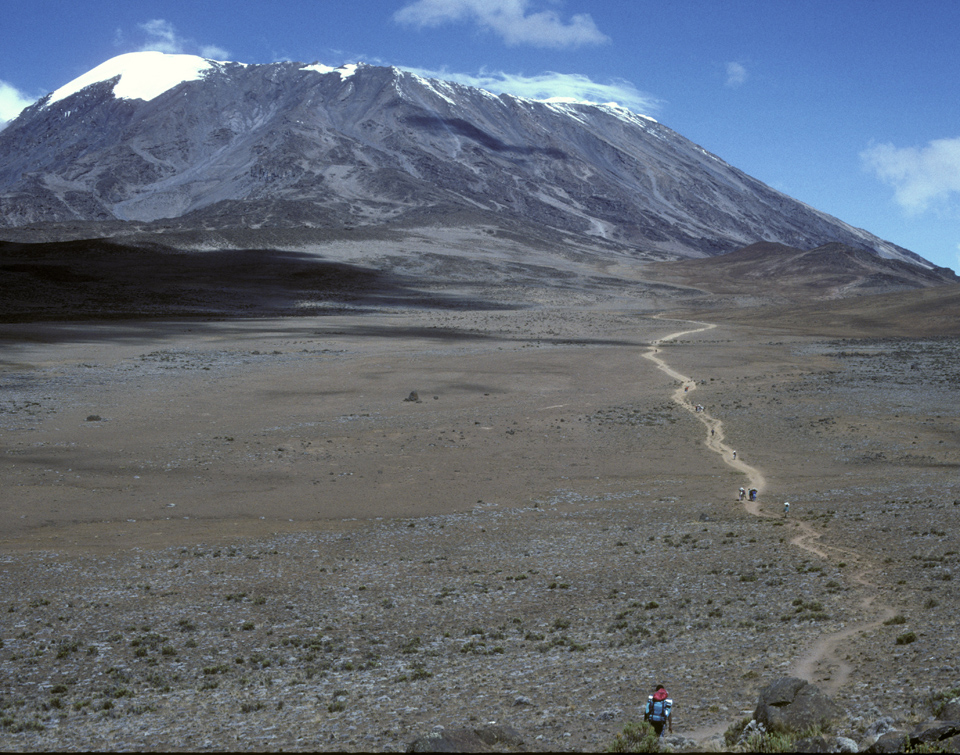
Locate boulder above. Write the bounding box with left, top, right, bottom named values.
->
left=937, top=698, right=960, bottom=721
left=753, top=677, right=839, bottom=734
left=908, top=719, right=960, bottom=746
left=860, top=716, right=898, bottom=749
left=863, top=731, right=907, bottom=753
left=834, top=736, right=859, bottom=752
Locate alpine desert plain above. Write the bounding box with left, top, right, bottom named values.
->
left=1, top=227, right=959, bottom=751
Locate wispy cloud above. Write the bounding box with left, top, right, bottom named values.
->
left=403, top=66, right=660, bottom=114
left=861, top=137, right=960, bottom=213
left=725, top=61, right=747, bottom=88
left=394, top=0, right=609, bottom=49
left=123, top=19, right=230, bottom=60
left=0, top=80, right=36, bottom=129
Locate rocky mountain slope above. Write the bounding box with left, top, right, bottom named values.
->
left=0, top=52, right=930, bottom=267
left=652, top=241, right=958, bottom=297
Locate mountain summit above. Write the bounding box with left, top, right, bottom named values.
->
left=0, top=52, right=932, bottom=268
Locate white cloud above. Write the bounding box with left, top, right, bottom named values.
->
left=402, top=66, right=659, bottom=114
left=138, top=19, right=183, bottom=53
left=0, top=80, right=36, bottom=129
left=134, top=19, right=230, bottom=60
left=394, top=0, right=609, bottom=48
left=861, top=137, right=960, bottom=214
left=725, top=61, right=747, bottom=88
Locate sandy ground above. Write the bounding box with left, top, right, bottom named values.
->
left=1, top=287, right=959, bottom=750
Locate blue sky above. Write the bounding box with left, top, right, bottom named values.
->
left=1, top=0, right=959, bottom=272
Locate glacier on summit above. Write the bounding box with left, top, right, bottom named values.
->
left=46, top=52, right=217, bottom=107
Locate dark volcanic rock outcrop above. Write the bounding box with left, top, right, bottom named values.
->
left=753, top=677, right=839, bottom=734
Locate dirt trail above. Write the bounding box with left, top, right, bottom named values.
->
left=642, top=318, right=766, bottom=498
left=643, top=317, right=895, bottom=737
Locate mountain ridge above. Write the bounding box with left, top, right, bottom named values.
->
left=0, top=53, right=932, bottom=270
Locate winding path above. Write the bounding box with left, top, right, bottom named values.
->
left=642, top=318, right=767, bottom=506
left=643, top=317, right=895, bottom=735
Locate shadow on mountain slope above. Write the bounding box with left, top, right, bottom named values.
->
left=0, top=238, right=516, bottom=324
left=404, top=115, right=568, bottom=159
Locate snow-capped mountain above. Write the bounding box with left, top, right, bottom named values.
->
left=0, top=52, right=934, bottom=268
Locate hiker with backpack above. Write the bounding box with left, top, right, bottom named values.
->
left=644, top=684, right=673, bottom=738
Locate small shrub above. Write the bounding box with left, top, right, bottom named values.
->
left=399, top=636, right=422, bottom=654
left=606, top=721, right=661, bottom=752
left=896, top=631, right=917, bottom=645
left=883, top=614, right=907, bottom=626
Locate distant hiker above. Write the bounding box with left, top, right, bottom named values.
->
left=738, top=487, right=745, bottom=501
left=644, top=685, right=673, bottom=738
left=711, top=428, right=715, bottom=437
left=749, top=488, right=757, bottom=502
left=784, top=501, right=790, bottom=517
left=732, top=450, right=737, bottom=460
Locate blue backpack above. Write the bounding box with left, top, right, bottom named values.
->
left=647, top=696, right=671, bottom=723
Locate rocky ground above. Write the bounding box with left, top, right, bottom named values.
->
left=1, top=260, right=959, bottom=751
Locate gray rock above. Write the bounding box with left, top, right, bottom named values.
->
left=937, top=698, right=960, bottom=721
left=753, top=677, right=839, bottom=734
left=863, top=731, right=907, bottom=753
left=908, top=719, right=960, bottom=745
left=862, top=716, right=897, bottom=743
left=737, top=719, right=766, bottom=746
left=860, top=716, right=898, bottom=750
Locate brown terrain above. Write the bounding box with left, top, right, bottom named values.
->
left=1, top=227, right=959, bottom=751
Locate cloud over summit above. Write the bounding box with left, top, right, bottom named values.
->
left=123, top=19, right=230, bottom=60
left=394, top=0, right=609, bottom=48
left=0, top=80, right=36, bottom=129
left=403, top=66, right=659, bottom=115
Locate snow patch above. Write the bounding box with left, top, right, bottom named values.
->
left=47, top=52, right=215, bottom=107
left=301, top=63, right=359, bottom=80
